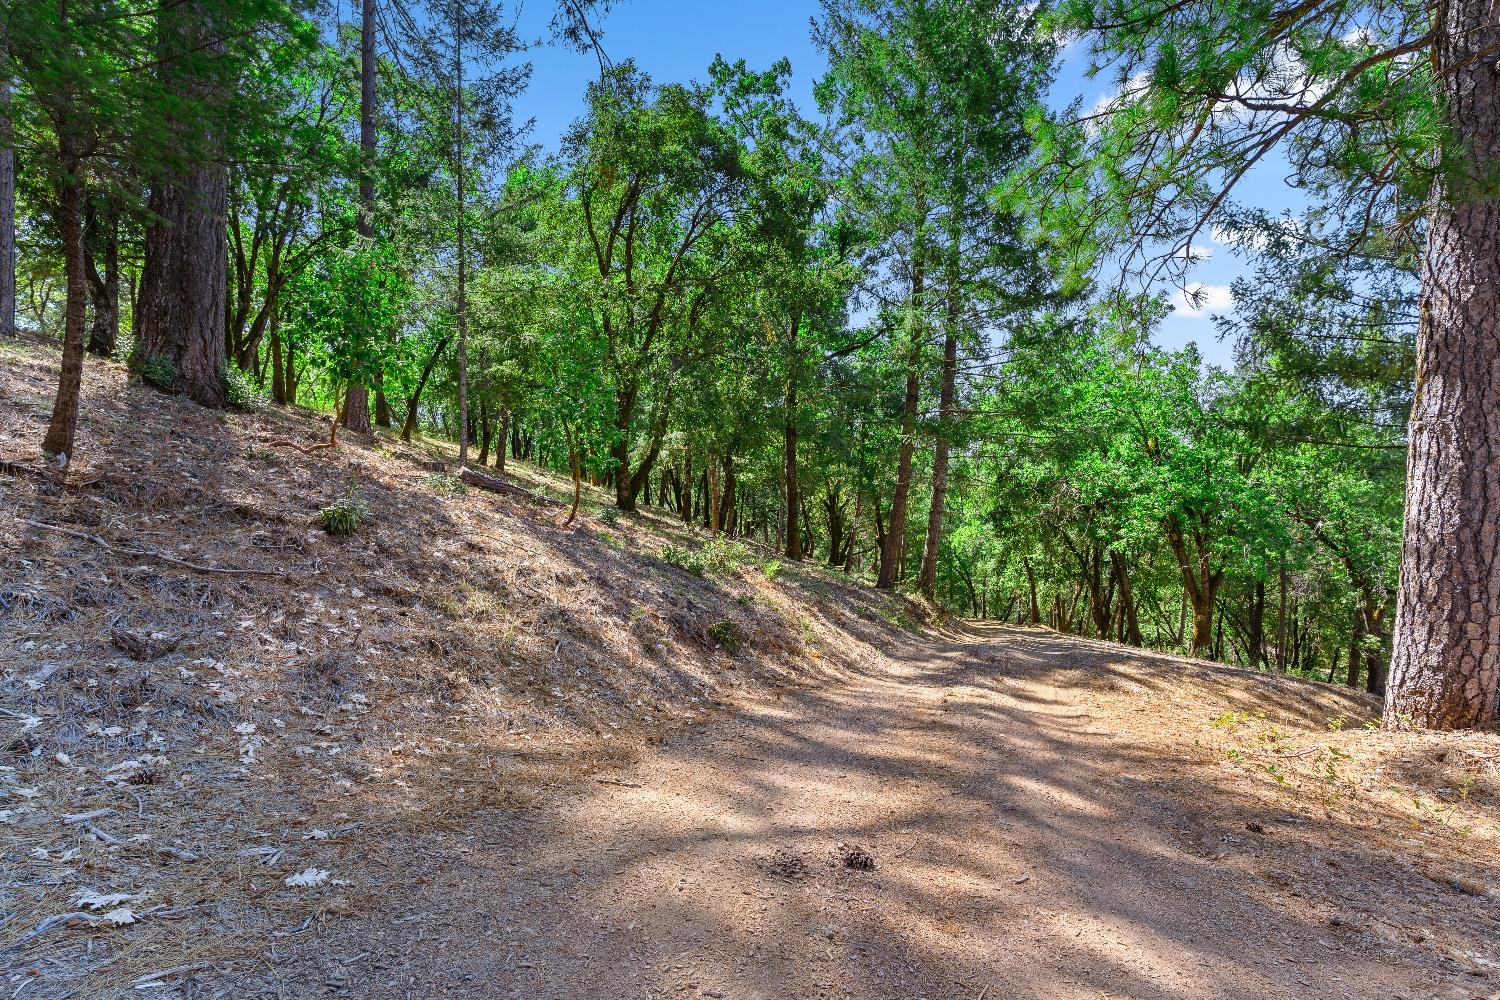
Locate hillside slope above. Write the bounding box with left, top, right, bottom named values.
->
left=3, top=339, right=1499, bottom=999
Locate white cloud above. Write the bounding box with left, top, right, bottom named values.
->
left=1171, top=243, right=1214, bottom=263
left=1086, top=71, right=1151, bottom=121
left=1171, top=283, right=1234, bottom=317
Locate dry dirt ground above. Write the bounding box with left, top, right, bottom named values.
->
left=4, top=342, right=1500, bottom=1000
left=256, top=624, right=1500, bottom=1000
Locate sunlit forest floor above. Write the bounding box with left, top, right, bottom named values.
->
left=3, top=338, right=1499, bottom=999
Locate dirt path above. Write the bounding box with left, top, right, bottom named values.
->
left=263, top=625, right=1498, bottom=1000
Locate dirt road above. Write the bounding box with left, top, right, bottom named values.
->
left=265, top=625, right=1499, bottom=1000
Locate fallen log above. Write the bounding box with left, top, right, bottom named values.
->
left=458, top=467, right=564, bottom=507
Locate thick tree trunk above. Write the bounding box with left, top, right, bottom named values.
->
left=476, top=398, right=492, bottom=465
left=42, top=157, right=88, bottom=461
left=138, top=170, right=229, bottom=407
left=136, top=4, right=228, bottom=408
left=1385, top=0, right=1500, bottom=729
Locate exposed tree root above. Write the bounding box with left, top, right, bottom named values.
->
left=18, top=517, right=292, bottom=577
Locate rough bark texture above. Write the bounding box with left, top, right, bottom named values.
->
left=0, top=26, right=14, bottom=341
left=344, top=0, right=379, bottom=435
left=84, top=202, right=119, bottom=356
left=918, top=315, right=958, bottom=600
left=878, top=259, right=924, bottom=591
left=136, top=4, right=228, bottom=409
left=1385, top=0, right=1500, bottom=730
left=42, top=164, right=87, bottom=460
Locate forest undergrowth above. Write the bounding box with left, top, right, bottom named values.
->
left=3, top=340, right=1499, bottom=998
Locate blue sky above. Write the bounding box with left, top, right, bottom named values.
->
left=508, top=0, right=1287, bottom=368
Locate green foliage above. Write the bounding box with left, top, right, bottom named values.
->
left=707, top=619, right=742, bottom=654
left=701, top=538, right=751, bottom=575
left=428, top=473, right=469, bottom=496
left=129, top=347, right=176, bottom=393
left=318, top=493, right=371, bottom=537
left=661, top=537, right=750, bottom=578
left=221, top=362, right=268, bottom=412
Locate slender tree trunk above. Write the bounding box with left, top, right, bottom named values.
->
left=452, top=16, right=470, bottom=466
left=0, top=25, right=14, bottom=341
left=1385, top=0, right=1500, bottom=729
left=83, top=200, right=120, bottom=357
left=401, top=335, right=450, bottom=442
left=1023, top=556, right=1041, bottom=626
left=270, top=310, right=286, bottom=404
left=1246, top=579, right=1266, bottom=669
left=784, top=319, right=802, bottom=559
left=879, top=268, right=923, bottom=590
left=495, top=409, right=508, bottom=471
left=1111, top=550, right=1143, bottom=646
left=350, top=0, right=381, bottom=432
left=136, top=2, right=228, bottom=408
left=476, top=398, right=492, bottom=465
left=919, top=219, right=962, bottom=600
left=42, top=152, right=88, bottom=460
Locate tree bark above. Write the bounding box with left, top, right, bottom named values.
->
left=136, top=3, right=228, bottom=408
left=84, top=200, right=120, bottom=356
left=1385, top=0, right=1500, bottom=729
left=879, top=268, right=923, bottom=590
left=452, top=11, right=469, bottom=466
left=1165, top=514, right=1222, bottom=658
left=495, top=409, right=508, bottom=471
left=42, top=149, right=88, bottom=460
left=919, top=219, right=962, bottom=601
left=401, top=335, right=450, bottom=442
left=784, top=319, right=802, bottom=559
left=344, top=0, right=380, bottom=434
left=0, top=23, right=14, bottom=341
left=1247, top=578, right=1266, bottom=670
left=1111, top=550, right=1143, bottom=646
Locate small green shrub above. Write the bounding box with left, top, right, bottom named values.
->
left=597, top=506, right=621, bottom=525
left=707, top=619, right=741, bottom=654
left=762, top=559, right=784, bottom=582
left=661, top=543, right=707, bottom=576
left=318, top=494, right=370, bottom=537
left=221, top=361, right=268, bottom=411
left=427, top=472, right=468, bottom=496
left=129, top=345, right=176, bottom=392
left=660, top=537, right=750, bottom=577
left=701, top=537, right=749, bottom=575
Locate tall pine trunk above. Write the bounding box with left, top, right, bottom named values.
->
left=452, top=11, right=470, bottom=466
left=347, top=0, right=379, bottom=433
left=919, top=237, right=960, bottom=600
left=878, top=255, right=924, bottom=591
left=0, top=25, right=14, bottom=340
left=1385, top=0, right=1500, bottom=729
left=136, top=2, right=228, bottom=408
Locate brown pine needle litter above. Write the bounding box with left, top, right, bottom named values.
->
left=1, top=341, right=926, bottom=995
